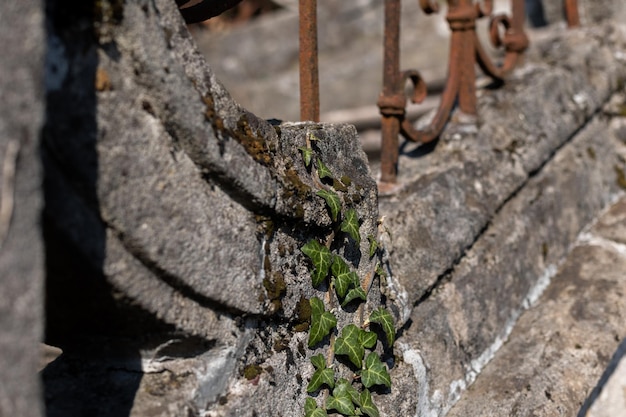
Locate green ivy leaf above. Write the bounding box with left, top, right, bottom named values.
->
left=307, top=367, right=335, bottom=392
left=301, top=240, right=332, bottom=287
left=305, top=397, right=329, bottom=417
left=308, top=132, right=320, bottom=141
left=359, top=389, right=380, bottom=417
left=364, top=350, right=382, bottom=369
left=305, top=397, right=317, bottom=416
left=333, top=379, right=361, bottom=407
left=341, top=208, right=361, bottom=245
left=310, top=353, right=326, bottom=370
left=359, top=329, right=378, bottom=349
left=316, top=159, right=334, bottom=180
left=308, top=355, right=341, bottom=394
left=299, top=147, right=313, bottom=168
left=361, top=352, right=391, bottom=389
left=326, top=394, right=356, bottom=416
left=367, top=235, right=378, bottom=258
left=341, top=287, right=367, bottom=306
left=331, top=255, right=350, bottom=277
left=310, top=297, right=325, bottom=317
left=309, top=297, right=337, bottom=347
left=316, top=189, right=341, bottom=222
left=331, top=256, right=356, bottom=299
left=309, top=409, right=328, bottom=417
left=334, top=324, right=364, bottom=368
left=369, top=307, right=395, bottom=346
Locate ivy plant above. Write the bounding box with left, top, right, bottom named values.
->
left=309, top=297, right=337, bottom=347
left=298, top=139, right=396, bottom=417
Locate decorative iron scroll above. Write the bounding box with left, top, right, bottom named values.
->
left=377, top=0, right=531, bottom=184
left=377, top=0, right=579, bottom=185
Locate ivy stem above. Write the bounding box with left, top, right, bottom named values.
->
left=356, top=254, right=379, bottom=325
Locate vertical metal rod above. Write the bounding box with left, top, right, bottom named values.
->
left=564, top=0, right=580, bottom=28
left=511, top=0, right=525, bottom=31
left=448, top=0, right=477, bottom=116
left=299, top=0, right=320, bottom=122
left=379, top=0, right=402, bottom=184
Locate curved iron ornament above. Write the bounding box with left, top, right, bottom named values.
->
left=378, top=0, right=530, bottom=185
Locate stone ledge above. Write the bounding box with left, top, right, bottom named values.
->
left=377, top=98, right=626, bottom=415
left=446, top=195, right=626, bottom=417
left=380, top=22, right=626, bottom=323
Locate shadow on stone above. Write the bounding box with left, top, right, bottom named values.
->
left=577, top=337, right=626, bottom=417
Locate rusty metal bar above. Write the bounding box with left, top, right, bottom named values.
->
left=299, top=0, right=320, bottom=122
left=378, top=0, right=402, bottom=183
left=564, top=0, right=580, bottom=28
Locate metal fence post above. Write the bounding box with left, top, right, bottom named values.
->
left=299, top=0, right=320, bottom=122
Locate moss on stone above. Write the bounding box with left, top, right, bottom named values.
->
left=332, top=178, right=348, bottom=192
left=243, top=364, right=263, bottom=380
left=283, top=167, right=311, bottom=198
left=586, top=147, right=596, bottom=160
left=263, top=272, right=287, bottom=313
left=615, top=165, right=626, bottom=190
left=293, top=295, right=311, bottom=332
left=234, top=114, right=273, bottom=166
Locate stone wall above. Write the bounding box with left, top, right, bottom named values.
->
left=1, top=0, right=626, bottom=416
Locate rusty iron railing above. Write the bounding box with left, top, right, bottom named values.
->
left=180, top=0, right=580, bottom=184
left=293, top=0, right=580, bottom=186
left=376, top=0, right=580, bottom=184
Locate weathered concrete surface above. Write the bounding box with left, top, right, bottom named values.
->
left=0, top=2, right=45, bottom=417
left=446, top=196, right=626, bottom=417
left=380, top=23, right=626, bottom=317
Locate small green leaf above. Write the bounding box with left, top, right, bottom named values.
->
left=369, top=307, right=395, bottom=346
left=331, top=255, right=350, bottom=277
left=367, top=235, right=378, bottom=258
left=309, top=311, right=336, bottom=347
left=308, top=132, right=320, bottom=141
left=334, top=324, right=364, bottom=368
left=331, top=256, right=355, bottom=299
left=307, top=367, right=335, bottom=392
left=309, top=298, right=337, bottom=347
left=299, top=147, right=313, bottom=168
left=305, top=397, right=317, bottom=416
left=310, top=353, right=326, bottom=370
left=333, top=379, right=361, bottom=407
left=364, top=351, right=382, bottom=369
left=359, top=329, right=378, bottom=349
left=341, top=208, right=361, bottom=244
left=309, top=409, right=328, bottom=417
left=310, top=297, right=325, bottom=317
left=361, top=352, right=391, bottom=389
left=316, top=189, right=341, bottom=222
left=341, top=287, right=367, bottom=306
left=316, top=159, right=334, bottom=180
left=305, top=398, right=329, bottom=417
left=359, top=389, right=380, bottom=417
left=326, top=394, right=356, bottom=416
left=302, top=240, right=332, bottom=287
